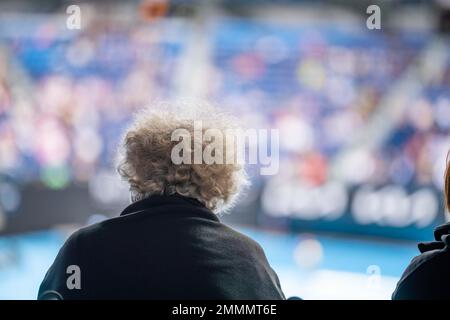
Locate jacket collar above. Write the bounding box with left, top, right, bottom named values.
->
left=120, top=194, right=219, bottom=222
left=418, top=222, right=450, bottom=253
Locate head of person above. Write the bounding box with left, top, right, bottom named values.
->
left=117, top=101, right=249, bottom=213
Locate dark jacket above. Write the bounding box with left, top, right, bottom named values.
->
left=38, top=194, right=285, bottom=300
left=392, top=223, right=450, bottom=300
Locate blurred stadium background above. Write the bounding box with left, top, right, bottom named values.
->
left=0, top=0, right=449, bottom=299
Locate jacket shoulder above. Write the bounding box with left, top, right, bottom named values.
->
left=392, top=246, right=450, bottom=299
left=37, top=229, right=84, bottom=299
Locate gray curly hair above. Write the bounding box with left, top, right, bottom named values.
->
left=117, top=101, right=249, bottom=213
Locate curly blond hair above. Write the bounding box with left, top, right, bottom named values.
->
left=117, top=101, right=249, bottom=212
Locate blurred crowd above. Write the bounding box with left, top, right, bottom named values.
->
left=207, top=20, right=436, bottom=188
left=0, top=13, right=449, bottom=235
left=0, top=17, right=187, bottom=189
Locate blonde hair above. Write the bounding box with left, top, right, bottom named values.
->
left=117, top=101, right=249, bottom=213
